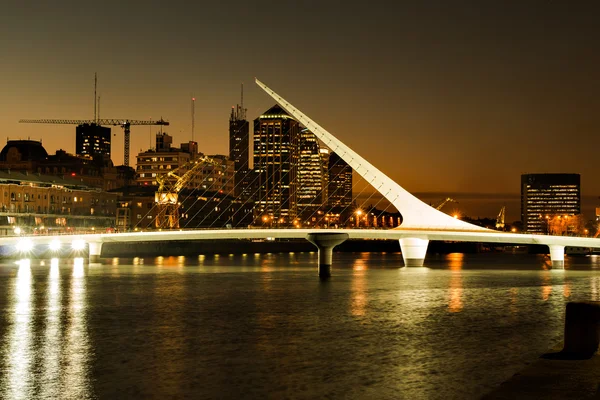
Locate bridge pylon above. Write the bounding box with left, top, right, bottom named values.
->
left=306, top=233, right=349, bottom=278
left=399, top=237, right=429, bottom=267
left=549, top=245, right=565, bottom=269
left=89, top=241, right=103, bottom=263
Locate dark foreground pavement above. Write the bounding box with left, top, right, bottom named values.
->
left=484, top=345, right=600, bottom=399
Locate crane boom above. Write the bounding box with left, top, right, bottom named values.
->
left=435, top=197, right=456, bottom=210
left=19, top=118, right=169, bottom=126
left=155, top=155, right=226, bottom=229
left=19, top=118, right=169, bottom=166
left=495, top=206, right=506, bottom=230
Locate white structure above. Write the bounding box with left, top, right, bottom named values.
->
left=255, top=79, right=488, bottom=266
left=0, top=227, right=591, bottom=268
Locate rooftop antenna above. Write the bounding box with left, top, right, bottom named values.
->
left=241, top=83, right=246, bottom=120
left=97, top=95, right=101, bottom=120
left=191, top=95, right=195, bottom=142
left=94, top=73, right=97, bottom=123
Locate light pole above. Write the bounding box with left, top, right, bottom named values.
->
left=356, top=210, right=362, bottom=228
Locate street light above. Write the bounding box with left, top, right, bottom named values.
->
left=355, top=210, right=363, bottom=228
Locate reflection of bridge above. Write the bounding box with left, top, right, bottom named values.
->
left=2, top=79, right=599, bottom=274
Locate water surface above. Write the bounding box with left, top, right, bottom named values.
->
left=1, top=252, right=600, bottom=399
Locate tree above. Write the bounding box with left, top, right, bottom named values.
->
left=547, top=214, right=586, bottom=236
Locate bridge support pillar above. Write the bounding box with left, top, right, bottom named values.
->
left=400, top=237, right=429, bottom=267
left=549, top=245, right=565, bottom=269
left=306, top=233, right=349, bottom=278
left=89, top=241, right=103, bottom=263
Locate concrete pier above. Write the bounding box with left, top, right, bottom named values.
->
left=548, top=245, right=565, bottom=269
left=88, top=241, right=103, bottom=263
left=484, top=302, right=600, bottom=399
left=306, top=233, right=349, bottom=278
left=399, top=237, right=429, bottom=267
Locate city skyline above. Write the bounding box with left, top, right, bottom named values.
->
left=1, top=1, right=598, bottom=221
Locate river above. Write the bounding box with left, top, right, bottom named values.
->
left=1, top=251, right=600, bottom=399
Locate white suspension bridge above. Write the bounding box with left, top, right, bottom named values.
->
left=2, top=79, right=598, bottom=275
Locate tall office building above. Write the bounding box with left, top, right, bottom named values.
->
left=253, top=105, right=299, bottom=225
left=229, top=92, right=251, bottom=198
left=521, top=173, right=581, bottom=234
left=297, top=128, right=327, bottom=222
left=76, top=123, right=111, bottom=159
left=319, top=148, right=330, bottom=203
left=328, top=152, right=353, bottom=209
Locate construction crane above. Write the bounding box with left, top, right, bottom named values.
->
left=155, top=155, right=225, bottom=229
left=435, top=197, right=457, bottom=211
left=495, top=206, right=506, bottom=230
left=19, top=118, right=169, bottom=167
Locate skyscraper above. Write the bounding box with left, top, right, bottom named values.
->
left=75, top=123, right=111, bottom=159
left=319, top=148, right=330, bottom=204
left=297, top=128, right=326, bottom=223
left=328, top=152, right=353, bottom=209
left=229, top=89, right=251, bottom=198
left=521, top=173, right=581, bottom=234
left=253, top=105, right=299, bottom=225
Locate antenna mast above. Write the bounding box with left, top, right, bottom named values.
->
left=191, top=96, right=195, bottom=142
left=93, top=73, right=97, bottom=123
left=241, top=83, right=246, bottom=119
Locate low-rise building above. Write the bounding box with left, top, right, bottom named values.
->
left=0, top=139, right=129, bottom=191
left=0, top=171, right=118, bottom=235
left=135, top=133, right=234, bottom=195
left=115, top=185, right=253, bottom=231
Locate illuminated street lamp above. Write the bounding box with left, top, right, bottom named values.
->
left=49, top=240, right=61, bottom=252
left=355, top=210, right=363, bottom=228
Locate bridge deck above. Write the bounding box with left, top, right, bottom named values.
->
left=1, top=228, right=600, bottom=249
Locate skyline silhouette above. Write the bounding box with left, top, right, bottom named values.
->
left=1, top=1, right=598, bottom=220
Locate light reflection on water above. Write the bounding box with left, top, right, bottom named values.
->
left=60, top=257, right=91, bottom=399
left=41, top=258, right=61, bottom=399
left=448, top=253, right=464, bottom=313
left=4, top=260, right=33, bottom=400
left=592, top=276, right=600, bottom=301
left=351, top=257, right=367, bottom=316
left=2, top=252, right=600, bottom=399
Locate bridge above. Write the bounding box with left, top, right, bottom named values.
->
left=1, top=79, right=598, bottom=275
